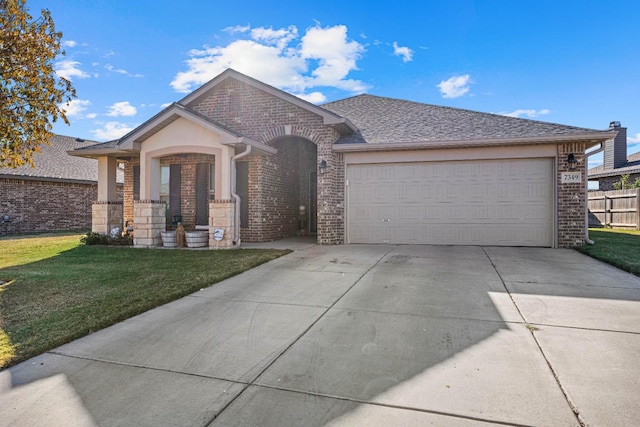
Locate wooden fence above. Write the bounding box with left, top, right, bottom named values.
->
left=588, top=188, right=640, bottom=229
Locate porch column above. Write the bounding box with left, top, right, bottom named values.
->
left=209, top=199, right=235, bottom=248
left=140, top=156, right=161, bottom=200
left=133, top=200, right=166, bottom=247
left=92, top=156, right=122, bottom=234
left=97, top=156, right=118, bottom=201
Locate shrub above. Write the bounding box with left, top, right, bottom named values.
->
left=613, top=174, right=640, bottom=190
left=81, top=232, right=133, bottom=246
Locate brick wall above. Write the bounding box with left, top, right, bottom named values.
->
left=557, top=143, right=587, bottom=247
left=0, top=177, right=122, bottom=236
left=240, top=138, right=317, bottom=242
left=596, top=173, right=640, bottom=191
left=122, top=154, right=215, bottom=230
left=192, top=78, right=343, bottom=244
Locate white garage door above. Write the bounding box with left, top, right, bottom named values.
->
left=347, top=158, right=554, bottom=247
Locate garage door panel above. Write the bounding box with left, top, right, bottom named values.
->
left=347, top=158, right=553, bottom=247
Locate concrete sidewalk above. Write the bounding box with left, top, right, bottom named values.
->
left=2, top=241, right=640, bottom=426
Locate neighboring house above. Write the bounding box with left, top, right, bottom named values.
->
left=69, top=68, right=614, bottom=248
left=588, top=122, right=640, bottom=190
left=0, top=135, right=123, bottom=236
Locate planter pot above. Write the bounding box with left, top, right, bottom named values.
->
left=161, top=231, right=177, bottom=248
left=185, top=230, right=208, bottom=248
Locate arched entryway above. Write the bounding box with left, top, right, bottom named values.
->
left=237, top=136, right=317, bottom=242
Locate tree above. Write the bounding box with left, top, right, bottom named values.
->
left=613, top=174, right=640, bottom=190
left=0, top=0, right=76, bottom=168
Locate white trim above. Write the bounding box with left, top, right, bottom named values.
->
left=333, top=132, right=614, bottom=153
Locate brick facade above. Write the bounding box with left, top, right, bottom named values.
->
left=123, top=154, right=216, bottom=230
left=109, top=74, right=600, bottom=248
left=241, top=138, right=316, bottom=242
left=557, top=142, right=587, bottom=247
left=191, top=79, right=343, bottom=244
left=0, top=177, right=122, bottom=236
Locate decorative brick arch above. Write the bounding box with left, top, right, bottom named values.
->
left=259, top=125, right=324, bottom=147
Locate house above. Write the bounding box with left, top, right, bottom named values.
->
left=0, top=135, right=123, bottom=236
left=69, top=68, right=614, bottom=248
left=588, top=122, right=640, bottom=190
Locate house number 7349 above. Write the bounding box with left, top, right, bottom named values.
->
left=561, top=172, right=581, bottom=183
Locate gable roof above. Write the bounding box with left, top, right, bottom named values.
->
left=113, top=103, right=276, bottom=155
left=180, top=68, right=357, bottom=135
left=588, top=151, right=640, bottom=178
left=0, top=135, right=123, bottom=184
left=323, top=94, right=614, bottom=149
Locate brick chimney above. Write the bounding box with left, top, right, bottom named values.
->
left=603, top=121, right=627, bottom=170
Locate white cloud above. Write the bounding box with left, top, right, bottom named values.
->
left=300, top=25, right=367, bottom=92
left=294, top=91, right=327, bottom=104
left=170, top=24, right=368, bottom=102
left=160, top=102, right=173, bottom=108
left=60, top=99, right=91, bottom=117
left=628, top=133, right=640, bottom=143
left=223, top=24, right=251, bottom=34
left=437, top=74, right=472, bottom=98
left=62, top=40, right=77, bottom=48
left=250, top=26, right=298, bottom=49
left=106, top=101, right=137, bottom=117
left=392, top=42, right=413, bottom=63
left=105, top=64, right=143, bottom=78
left=86, top=113, right=98, bottom=119
left=499, top=109, right=551, bottom=118
left=91, top=122, right=135, bottom=140
left=54, top=60, right=90, bottom=80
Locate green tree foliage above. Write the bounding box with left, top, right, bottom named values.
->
left=613, top=174, right=640, bottom=190
left=0, top=0, right=76, bottom=168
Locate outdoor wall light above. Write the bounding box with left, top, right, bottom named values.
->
left=319, top=159, right=328, bottom=174
left=567, top=153, right=578, bottom=170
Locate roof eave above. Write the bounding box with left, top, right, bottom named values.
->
left=67, top=147, right=131, bottom=158
left=333, top=132, right=615, bottom=153
left=223, top=137, right=278, bottom=156
left=98, top=103, right=276, bottom=156
left=588, top=168, right=640, bottom=178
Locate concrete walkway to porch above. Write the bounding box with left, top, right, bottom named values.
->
left=2, top=241, right=640, bottom=426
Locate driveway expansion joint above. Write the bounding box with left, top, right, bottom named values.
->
left=245, top=383, right=531, bottom=427
left=206, top=244, right=400, bottom=425
left=482, top=247, right=587, bottom=427
left=46, top=351, right=252, bottom=385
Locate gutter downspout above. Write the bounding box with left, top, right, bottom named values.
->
left=231, top=145, right=252, bottom=247
left=585, top=143, right=606, bottom=244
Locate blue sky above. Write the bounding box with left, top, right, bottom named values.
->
left=32, top=0, right=640, bottom=167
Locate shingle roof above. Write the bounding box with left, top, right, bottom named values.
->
left=322, top=94, right=610, bottom=144
left=588, top=151, right=640, bottom=178
left=0, top=135, right=123, bottom=183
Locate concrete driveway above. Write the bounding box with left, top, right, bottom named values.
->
left=2, top=241, right=640, bottom=426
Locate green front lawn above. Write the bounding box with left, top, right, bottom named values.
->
left=577, top=228, right=640, bottom=276
left=0, top=233, right=289, bottom=369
